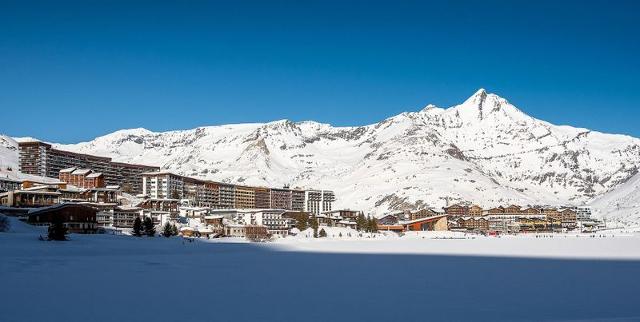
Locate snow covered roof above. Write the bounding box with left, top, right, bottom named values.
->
left=59, top=167, right=77, bottom=173
left=71, top=169, right=92, bottom=175
left=86, top=172, right=103, bottom=178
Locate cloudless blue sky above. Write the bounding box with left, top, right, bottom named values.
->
left=1, top=0, right=639, bottom=143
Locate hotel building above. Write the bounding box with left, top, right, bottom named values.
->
left=18, top=141, right=159, bottom=194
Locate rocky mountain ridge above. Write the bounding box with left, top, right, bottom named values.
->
left=3, top=89, right=639, bottom=219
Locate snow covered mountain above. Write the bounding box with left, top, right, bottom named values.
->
left=3, top=89, right=639, bottom=219
left=590, top=172, right=640, bottom=224
left=0, top=135, right=18, bottom=172
left=36, top=89, right=634, bottom=217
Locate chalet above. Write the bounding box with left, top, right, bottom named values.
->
left=0, top=177, right=21, bottom=193
left=0, top=189, right=61, bottom=208
left=27, top=203, right=98, bottom=234
left=559, top=208, right=577, bottom=229
left=458, top=216, right=489, bottom=232
left=377, top=213, right=401, bottom=225
left=443, top=204, right=467, bottom=216
left=486, top=206, right=505, bottom=215
left=503, top=205, right=522, bottom=215
left=468, top=205, right=483, bottom=217
left=409, top=208, right=440, bottom=220
left=521, top=207, right=541, bottom=215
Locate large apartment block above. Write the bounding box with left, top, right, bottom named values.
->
left=18, top=141, right=159, bottom=194
left=235, top=186, right=256, bottom=209
left=304, top=190, right=335, bottom=215
left=141, top=171, right=334, bottom=212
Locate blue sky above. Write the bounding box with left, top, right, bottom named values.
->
left=1, top=0, right=639, bottom=143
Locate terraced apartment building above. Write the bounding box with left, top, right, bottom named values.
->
left=141, top=171, right=332, bottom=212
left=18, top=141, right=159, bottom=194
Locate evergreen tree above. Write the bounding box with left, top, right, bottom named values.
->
left=319, top=228, right=327, bottom=238
left=171, top=224, right=179, bottom=236
left=356, top=213, right=367, bottom=231
left=143, top=217, right=156, bottom=237
left=48, top=215, right=67, bottom=241
left=296, top=213, right=309, bottom=231
left=310, top=216, right=319, bottom=238
left=132, top=217, right=143, bottom=237
left=162, top=222, right=174, bottom=237
left=370, top=216, right=378, bottom=233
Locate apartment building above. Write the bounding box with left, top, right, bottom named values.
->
left=305, top=190, right=335, bottom=215
left=141, top=171, right=336, bottom=213
left=235, top=186, right=256, bottom=209
left=18, top=141, right=158, bottom=194
left=218, top=183, right=236, bottom=209
left=59, top=167, right=105, bottom=189
left=254, top=187, right=271, bottom=209
left=142, top=171, right=185, bottom=199
left=291, top=189, right=305, bottom=211
left=112, top=207, right=142, bottom=228
left=270, top=188, right=292, bottom=209
left=575, top=206, right=592, bottom=221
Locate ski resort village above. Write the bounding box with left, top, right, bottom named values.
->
left=0, top=138, right=611, bottom=239
left=2, top=91, right=640, bottom=322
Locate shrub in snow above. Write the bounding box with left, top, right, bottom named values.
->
left=132, top=217, right=143, bottom=237
left=319, top=228, right=327, bottom=238
left=162, top=222, right=173, bottom=237
left=143, top=217, right=156, bottom=237
left=0, top=214, right=10, bottom=232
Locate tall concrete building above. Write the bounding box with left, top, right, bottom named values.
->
left=305, top=190, right=335, bottom=215
left=18, top=141, right=158, bottom=194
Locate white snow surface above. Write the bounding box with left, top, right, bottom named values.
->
left=2, top=220, right=640, bottom=322
left=4, top=90, right=640, bottom=220
left=590, top=171, right=640, bottom=224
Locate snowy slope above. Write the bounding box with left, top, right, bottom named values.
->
left=4, top=89, right=640, bottom=217
left=0, top=134, right=19, bottom=172
left=590, top=172, right=640, bottom=223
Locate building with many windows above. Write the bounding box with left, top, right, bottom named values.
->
left=305, top=190, right=335, bottom=215
left=18, top=141, right=158, bottom=194
left=0, top=177, right=21, bottom=193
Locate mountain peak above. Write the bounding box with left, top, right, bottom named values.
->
left=462, top=88, right=489, bottom=107
left=448, top=89, right=530, bottom=123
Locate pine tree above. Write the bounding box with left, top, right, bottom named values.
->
left=356, top=213, right=366, bottom=231
left=296, top=213, right=309, bottom=231
left=132, top=217, right=143, bottom=237
left=162, top=222, right=173, bottom=237
left=309, top=215, right=319, bottom=238
left=319, top=228, right=327, bottom=238
left=171, top=224, right=179, bottom=236
left=143, top=217, right=156, bottom=237
left=370, top=217, right=378, bottom=233
left=48, top=215, right=67, bottom=241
